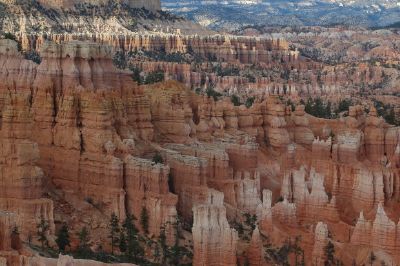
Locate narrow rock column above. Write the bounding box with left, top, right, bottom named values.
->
left=192, top=189, right=238, bottom=266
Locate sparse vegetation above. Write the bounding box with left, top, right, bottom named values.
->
left=231, top=94, right=241, bottom=106
left=143, top=70, right=165, bottom=84
left=374, top=100, right=399, bottom=126
left=37, top=216, right=50, bottom=251
left=24, top=50, right=42, bottom=64
left=152, top=152, right=164, bottom=164
left=206, top=87, right=222, bottom=101
left=113, top=51, right=127, bottom=69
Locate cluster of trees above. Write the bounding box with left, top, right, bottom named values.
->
left=36, top=210, right=192, bottom=265
left=233, top=213, right=258, bottom=242
left=230, top=94, right=255, bottom=108
left=157, top=219, right=193, bottom=265
left=213, top=64, right=241, bottom=77
left=264, top=236, right=305, bottom=266
left=143, top=50, right=191, bottom=64
left=374, top=100, right=399, bottom=126
left=205, top=87, right=223, bottom=101
left=112, top=51, right=127, bottom=70
left=302, top=98, right=352, bottom=119
left=130, top=66, right=165, bottom=85
left=324, top=241, right=343, bottom=266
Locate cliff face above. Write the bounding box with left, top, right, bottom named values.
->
left=0, top=0, right=209, bottom=36
left=4, top=0, right=161, bottom=11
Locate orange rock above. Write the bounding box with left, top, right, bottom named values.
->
left=192, top=189, right=238, bottom=266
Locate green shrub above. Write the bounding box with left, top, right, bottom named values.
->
left=144, top=71, right=164, bottom=84
left=231, top=95, right=241, bottom=106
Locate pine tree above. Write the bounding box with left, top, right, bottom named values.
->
left=324, top=241, right=335, bottom=266
left=119, top=231, right=127, bottom=253
left=56, top=223, right=70, bottom=252
left=77, top=226, right=91, bottom=257
left=159, top=224, right=168, bottom=265
left=37, top=217, right=49, bottom=250
left=109, top=213, right=120, bottom=255
left=140, top=207, right=149, bottom=234
left=123, top=214, right=144, bottom=261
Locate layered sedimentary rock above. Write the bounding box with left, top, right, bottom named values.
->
left=22, top=33, right=294, bottom=65
left=256, top=190, right=273, bottom=232
left=0, top=212, right=16, bottom=251
left=291, top=105, right=314, bottom=146
left=312, top=222, right=329, bottom=266
left=264, top=96, right=290, bottom=150
left=124, top=156, right=177, bottom=242
left=351, top=204, right=398, bottom=256
left=192, top=190, right=238, bottom=266
left=280, top=167, right=339, bottom=224
left=0, top=34, right=399, bottom=265
left=0, top=92, right=55, bottom=240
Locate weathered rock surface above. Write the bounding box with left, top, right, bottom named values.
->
left=192, top=190, right=238, bottom=266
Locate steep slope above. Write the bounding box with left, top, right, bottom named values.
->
left=0, top=0, right=210, bottom=35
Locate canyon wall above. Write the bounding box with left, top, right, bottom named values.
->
left=0, top=37, right=398, bottom=265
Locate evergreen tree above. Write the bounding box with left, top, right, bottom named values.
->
left=231, top=94, right=241, bottom=106
left=245, top=97, right=255, bottom=109
left=169, top=219, right=182, bottom=265
left=109, top=213, right=120, bottom=255
left=123, top=214, right=144, bottom=261
left=140, top=207, right=149, bottom=234
left=305, top=98, right=313, bottom=115
left=324, top=241, right=336, bottom=266
left=37, top=217, right=49, bottom=250
left=56, top=223, right=70, bottom=252
left=131, top=67, right=142, bottom=85
left=325, top=101, right=332, bottom=118
left=159, top=224, right=168, bottom=265
left=119, top=231, right=127, bottom=253
left=77, top=227, right=91, bottom=257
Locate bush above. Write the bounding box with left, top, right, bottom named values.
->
left=113, top=51, right=127, bottom=69
left=152, top=153, right=163, bottom=164
left=245, top=97, right=255, bottom=108
left=231, top=95, right=241, bottom=106
left=206, top=87, right=222, bottom=101
left=24, top=50, right=42, bottom=64
left=144, top=71, right=164, bottom=84
left=130, top=66, right=142, bottom=84
left=37, top=217, right=49, bottom=250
